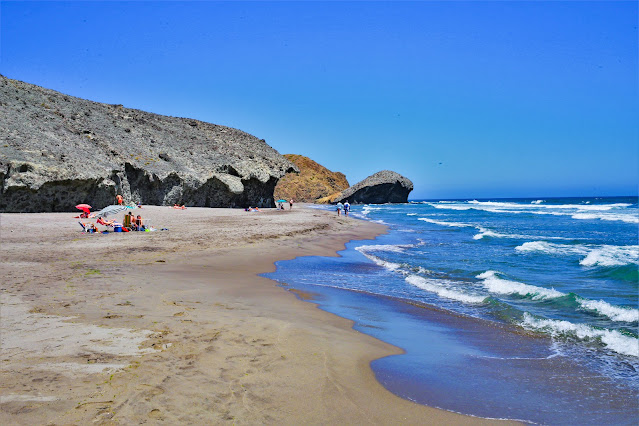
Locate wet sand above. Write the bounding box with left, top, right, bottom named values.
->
left=0, top=205, right=502, bottom=424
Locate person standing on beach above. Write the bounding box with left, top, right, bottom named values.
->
left=289, top=199, right=294, bottom=210
left=116, top=194, right=123, bottom=205
left=336, top=201, right=344, bottom=216
left=344, top=201, right=350, bottom=217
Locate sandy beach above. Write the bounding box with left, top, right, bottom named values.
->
left=0, top=205, right=499, bottom=424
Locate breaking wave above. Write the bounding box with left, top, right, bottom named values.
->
left=577, top=299, right=639, bottom=323
left=405, top=275, right=487, bottom=304
left=425, top=200, right=637, bottom=223
left=418, top=217, right=475, bottom=228
left=521, top=314, right=638, bottom=357
left=571, top=212, right=639, bottom=224
left=476, top=271, right=564, bottom=300
left=418, top=218, right=568, bottom=241
left=355, top=244, right=417, bottom=272
left=466, top=200, right=632, bottom=211
left=516, top=242, right=639, bottom=267
left=355, top=244, right=487, bottom=304
left=476, top=271, right=638, bottom=323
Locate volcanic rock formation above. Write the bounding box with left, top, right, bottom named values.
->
left=0, top=75, right=297, bottom=212
left=332, top=170, right=413, bottom=204
left=273, top=154, right=349, bottom=203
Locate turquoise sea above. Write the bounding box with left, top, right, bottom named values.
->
left=265, top=196, right=638, bottom=424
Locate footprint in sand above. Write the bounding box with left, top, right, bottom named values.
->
left=148, top=408, right=164, bottom=419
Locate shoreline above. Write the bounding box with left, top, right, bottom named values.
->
left=268, top=203, right=639, bottom=425
left=0, top=205, right=501, bottom=424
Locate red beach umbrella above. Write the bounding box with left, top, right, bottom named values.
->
left=75, top=204, right=92, bottom=213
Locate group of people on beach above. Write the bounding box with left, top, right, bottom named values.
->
left=117, top=194, right=144, bottom=209
left=80, top=211, right=147, bottom=234
left=275, top=199, right=294, bottom=210
left=336, top=200, right=350, bottom=216
left=122, top=212, right=147, bottom=231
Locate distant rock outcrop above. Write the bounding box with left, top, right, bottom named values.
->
left=332, top=170, right=413, bottom=204
left=0, top=75, right=297, bottom=212
left=273, top=154, right=349, bottom=202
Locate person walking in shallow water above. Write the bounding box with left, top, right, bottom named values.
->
left=289, top=199, right=294, bottom=210
left=344, top=200, right=350, bottom=217
left=336, top=201, right=344, bottom=216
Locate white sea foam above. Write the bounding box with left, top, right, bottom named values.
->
left=406, top=213, right=417, bottom=216
left=357, top=251, right=402, bottom=272
left=360, top=205, right=382, bottom=217
left=349, top=212, right=367, bottom=220
left=405, top=275, right=487, bottom=304
left=571, top=212, right=639, bottom=224
left=414, top=266, right=434, bottom=275
left=515, top=241, right=588, bottom=256
left=580, top=245, right=639, bottom=267
left=516, top=241, right=639, bottom=267
left=418, top=217, right=475, bottom=228
left=418, top=217, right=492, bottom=239
left=501, top=209, right=638, bottom=224
left=419, top=218, right=567, bottom=241
left=430, top=204, right=474, bottom=210
left=476, top=271, right=564, bottom=300
left=472, top=228, right=510, bottom=240
left=467, top=200, right=631, bottom=211
left=577, top=299, right=639, bottom=323
left=477, top=267, right=638, bottom=323
left=355, top=244, right=486, bottom=304
left=355, top=246, right=405, bottom=272
left=473, top=228, right=570, bottom=241
left=521, top=313, right=639, bottom=357
left=357, top=244, right=414, bottom=253
left=427, top=200, right=637, bottom=223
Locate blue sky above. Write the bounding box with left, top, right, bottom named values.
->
left=1, top=1, right=637, bottom=199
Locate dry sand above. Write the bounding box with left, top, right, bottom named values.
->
left=1, top=205, right=503, bottom=424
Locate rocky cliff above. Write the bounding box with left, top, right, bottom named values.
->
left=332, top=170, right=413, bottom=204
left=273, top=154, right=349, bottom=202
left=0, top=75, right=297, bottom=212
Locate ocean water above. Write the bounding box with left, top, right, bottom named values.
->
left=265, top=197, right=639, bottom=424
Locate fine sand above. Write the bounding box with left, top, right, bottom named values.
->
left=1, top=205, right=504, bottom=424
